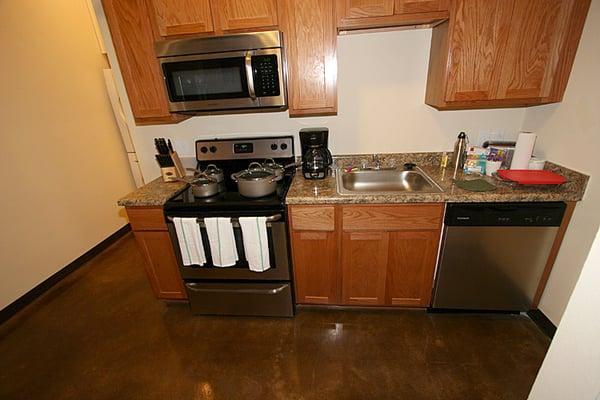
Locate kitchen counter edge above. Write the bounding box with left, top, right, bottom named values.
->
left=117, top=178, right=188, bottom=207
left=285, top=162, right=588, bottom=205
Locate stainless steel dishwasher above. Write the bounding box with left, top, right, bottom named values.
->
left=432, top=202, right=566, bottom=311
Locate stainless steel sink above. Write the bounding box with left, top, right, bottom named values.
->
left=336, top=167, right=443, bottom=195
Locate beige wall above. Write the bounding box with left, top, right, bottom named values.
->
left=528, top=227, right=600, bottom=399
left=0, top=0, right=135, bottom=309
left=521, top=0, right=600, bottom=325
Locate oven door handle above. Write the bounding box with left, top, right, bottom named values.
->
left=186, top=283, right=288, bottom=295
left=167, top=214, right=282, bottom=224
left=245, top=51, right=257, bottom=100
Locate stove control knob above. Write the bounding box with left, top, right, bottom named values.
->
left=209, top=146, right=217, bottom=153
left=280, top=143, right=288, bottom=150
left=200, top=146, right=208, bottom=153
left=271, top=143, right=278, bottom=150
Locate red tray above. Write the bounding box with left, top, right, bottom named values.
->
left=497, top=169, right=567, bottom=185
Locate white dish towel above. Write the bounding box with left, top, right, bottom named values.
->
left=205, top=217, right=239, bottom=267
left=238, top=217, right=271, bottom=272
left=172, top=217, right=206, bottom=266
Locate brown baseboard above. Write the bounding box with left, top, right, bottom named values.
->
left=527, top=309, right=557, bottom=339
left=0, top=224, right=131, bottom=325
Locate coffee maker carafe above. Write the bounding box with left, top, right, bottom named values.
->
left=300, top=128, right=332, bottom=180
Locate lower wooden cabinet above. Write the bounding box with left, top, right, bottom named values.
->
left=126, top=207, right=187, bottom=300
left=134, top=231, right=188, bottom=300
left=289, top=206, right=339, bottom=304
left=289, top=204, right=443, bottom=308
left=385, top=230, right=440, bottom=306
left=290, top=230, right=339, bottom=304
left=341, top=231, right=388, bottom=305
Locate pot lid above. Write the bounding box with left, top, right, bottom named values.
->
left=234, top=162, right=276, bottom=181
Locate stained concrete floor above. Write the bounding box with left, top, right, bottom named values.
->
left=0, top=233, right=550, bottom=400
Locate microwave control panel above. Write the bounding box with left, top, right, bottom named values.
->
left=252, top=55, right=280, bottom=97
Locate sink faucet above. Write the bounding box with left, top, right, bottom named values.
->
left=372, top=154, right=381, bottom=170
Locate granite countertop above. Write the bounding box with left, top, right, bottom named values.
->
left=117, top=177, right=188, bottom=207
left=285, top=153, right=589, bottom=205
left=117, top=153, right=589, bottom=207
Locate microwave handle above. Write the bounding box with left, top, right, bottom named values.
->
left=245, top=52, right=257, bottom=100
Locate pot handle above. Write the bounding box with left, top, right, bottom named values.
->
left=248, top=162, right=263, bottom=170
left=206, top=164, right=219, bottom=172
left=269, top=174, right=284, bottom=183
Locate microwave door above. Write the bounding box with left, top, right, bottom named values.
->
left=161, top=54, right=258, bottom=112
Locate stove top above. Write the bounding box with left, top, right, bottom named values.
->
left=164, top=136, right=295, bottom=216
left=164, top=173, right=293, bottom=215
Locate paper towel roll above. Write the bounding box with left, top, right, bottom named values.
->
left=510, top=133, right=537, bottom=169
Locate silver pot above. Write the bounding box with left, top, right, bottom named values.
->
left=204, top=164, right=224, bottom=183
left=231, top=162, right=282, bottom=198
left=180, top=174, right=218, bottom=198
left=262, top=158, right=285, bottom=180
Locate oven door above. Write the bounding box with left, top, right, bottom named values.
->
left=158, top=48, right=286, bottom=112
left=167, top=214, right=291, bottom=281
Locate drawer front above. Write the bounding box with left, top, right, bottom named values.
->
left=290, top=206, right=335, bottom=231
left=343, top=204, right=443, bottom=231
left=127, top=207, right=167, bottom=231
left=185, top=282, right=294, bottom=317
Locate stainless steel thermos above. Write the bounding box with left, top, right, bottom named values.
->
left=451, top=132, right=468, bottom=179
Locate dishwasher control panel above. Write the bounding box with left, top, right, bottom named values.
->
left=445, top=202, right=566, bottom=227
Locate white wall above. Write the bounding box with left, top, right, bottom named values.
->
left=0, top=0, right=135, bottom=309
left=528, top=226, right=600, bottom=400
left=520, top=0, right=600, bottom=325
left=90, top=4, right=527, bottom=181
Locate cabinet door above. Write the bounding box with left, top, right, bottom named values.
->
left=212, top=0, right=278, bottom=32
left=291, top=231, right=339, bottom=304
left=394, top=0, right=448, bottom=14
left=102, top=0, right=184, bottom=124
left=444, top=0, right=514, bottom=102
left=496, top=0, right=574, bottom=100
left=341, top=232, right=388, bottom=305
left=386, top=230, right=440, bottom=307
left=151, top=0, right=214, bottom=36
left=339, top=0, right=394, bottom=19
left=278, top=0, right=337, bottom=116
left=134, top=231, right=187, bottom=300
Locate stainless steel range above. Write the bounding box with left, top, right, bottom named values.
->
left=164, top=136, right=296, bottom=317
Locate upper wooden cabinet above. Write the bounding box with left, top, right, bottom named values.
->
left=212, top=0, right=278, bottom=32
left=341, top=0, right=395, bottom=19
left=102, top=0, right=187, bottom=124
left=426, top=0, right=591, bottom=110
left=336, top=0, right=449, bottom=31
left=395, top=0, right=448, bottom=14
left=278, top=0, right=338, bottom=116
left=150, top=0, right=214, bottom=37
left=150, top=0, right=277, bottom=37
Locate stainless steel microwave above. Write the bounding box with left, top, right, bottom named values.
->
left=155, top=31, right=287, bottom=114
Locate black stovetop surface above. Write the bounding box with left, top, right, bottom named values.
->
left=164, top=163, right=294, bottom=216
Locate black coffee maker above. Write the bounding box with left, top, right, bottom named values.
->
left=300, top=128, right=332, bottom=180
